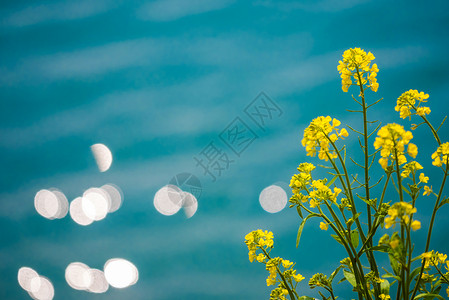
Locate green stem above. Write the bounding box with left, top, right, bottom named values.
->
left=328, top=139, right=367, bottom=244
left=318, top=209, right=367, bottom=300
left=355, top=67, right=381, bottom=299
left=261, top=247, right=296, bottom=300
left=410, top=164, right=448, bottom=300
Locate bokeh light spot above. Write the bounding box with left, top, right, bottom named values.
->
left=82, top=188, right=111, bottom=221
left=153, top=185, right=183, bottom=216
left=91, top=143, right=113, bottom=172
left=182, top=192, right=198, bottom=218
left=28, top=276, right=54, bottom=300
left=101, top=184, right=123, bottom=213
left=104, top=258, right=138, bottom=289
left=34, top=190, right=59, bottom=219
left=69, top=197, right=94, bottom=226
left=48, top=188, right=69, bottom=219
left=65, top=262, right=93, bottom=290
left=86, top=269, right=109, bottom=294
left=259, top=185, right=288, bottom=213
left=18, top=267, right=40, bottom=293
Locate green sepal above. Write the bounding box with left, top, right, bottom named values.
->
left=297, top=205, right=303, bottom=219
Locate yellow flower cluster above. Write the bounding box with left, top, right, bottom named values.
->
left=337, top=47, right=378, bottom=92
left=308, top=180, right=342, bottom=208
left=269, top=286, right=289, bottom=300
left=421, top=250, right=447, bottom=269
left=401, top=161, right=423, bottom=178
left=380, top=294, right=391, bottom=300
left=289, top=163, right=315, bottom=195
left=309, top=273, right=331, bottom=289
left=290, top=163, right=342, bottom=209
left=302, top=116, right=348, bottom=161
left=373, top=123, right=417, bottom=169
left=431, top=142, right=449, bottom=167
left=245, top=230, right=304, bottom=292
left=384, top=202, right=420, bottom=230
left=395, top=89, right=430, bottom=119
left=244, top=229, right=274, bottom=262
left=378, top=233, right=402, bottom=250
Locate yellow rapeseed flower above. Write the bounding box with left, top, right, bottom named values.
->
left=384, top=202, right=417, bottom=229
left=411, top=220, right=421, bottom=231
left=302, top=116, right=347, bottom=161
left=380, top=294, right=391, bottom=300
left=419, top=173, right=429, bottom=183
left=395, top=89, right=430, bottom=120
left=374, top=123, right=415, bottom=169
left=319, top=222, right=328, bottom=231
left=292, top=272, right=305, bottom=282
left=423, top=185, right=432, bottom=196
left=431, top=142, right=449, bottom=167
left=337, top=48, right=378, bottom=92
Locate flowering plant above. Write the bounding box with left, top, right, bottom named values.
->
left=244, top=48, right=449, bottom=300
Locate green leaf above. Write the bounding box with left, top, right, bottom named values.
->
left=331, top=234, right=344, bottom=246
left=388, top=254, right=400, bottom=276
left=380, top=278, right=390, bottom=294
left=343, top=269, right=357, bottom=288
left=350, top=229, right=359, bottom=248
left=337, top=277, right=347, bottom=285
left=414, top=293, right=445, bottom=300
left=329, top=265, right=343, bottom=282
left=326, top=175, right=338, bottom=187
left=409, top=266, right=423, bottom=282
left=402, top=184, right=411, bottom=196
left=297, top=297, right=316, bottom=300
left=296, top=213, right=319, bottom=247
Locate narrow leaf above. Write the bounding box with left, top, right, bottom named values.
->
left=414, top=293, right=445, bottom=300
left=296, top=205, right=303, bottom=219
left=343, top=269, right=357, bottom=287
left=326, top=175, right=338, bottom=188
left=296, top=213, right=319, bottom=247
left=350, top=229, right=359, bottom=248
left=331, top=234, right=344, bottom=246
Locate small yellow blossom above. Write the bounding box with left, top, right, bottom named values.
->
left=266, top=276, right=276, bottom=286
left=389, top=239, right=399, bottom=249
left=257, top=253, right=266, bottom=262
left=423, top=185, right=432, bottom=196
left=380, top=293, right=391, bottom=300
left=319, top=222, right=329, bottom=231
left=292, top=273, right=305, bottom=282
left=282, top=260, right=293, bottom=268
left=431, top=142, right=449, bottom=167
left=411, top=220, right=421, bottom=231
left=419, top=173, right=429, bottom=183
left=407, top=143, right=418, bottom=158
